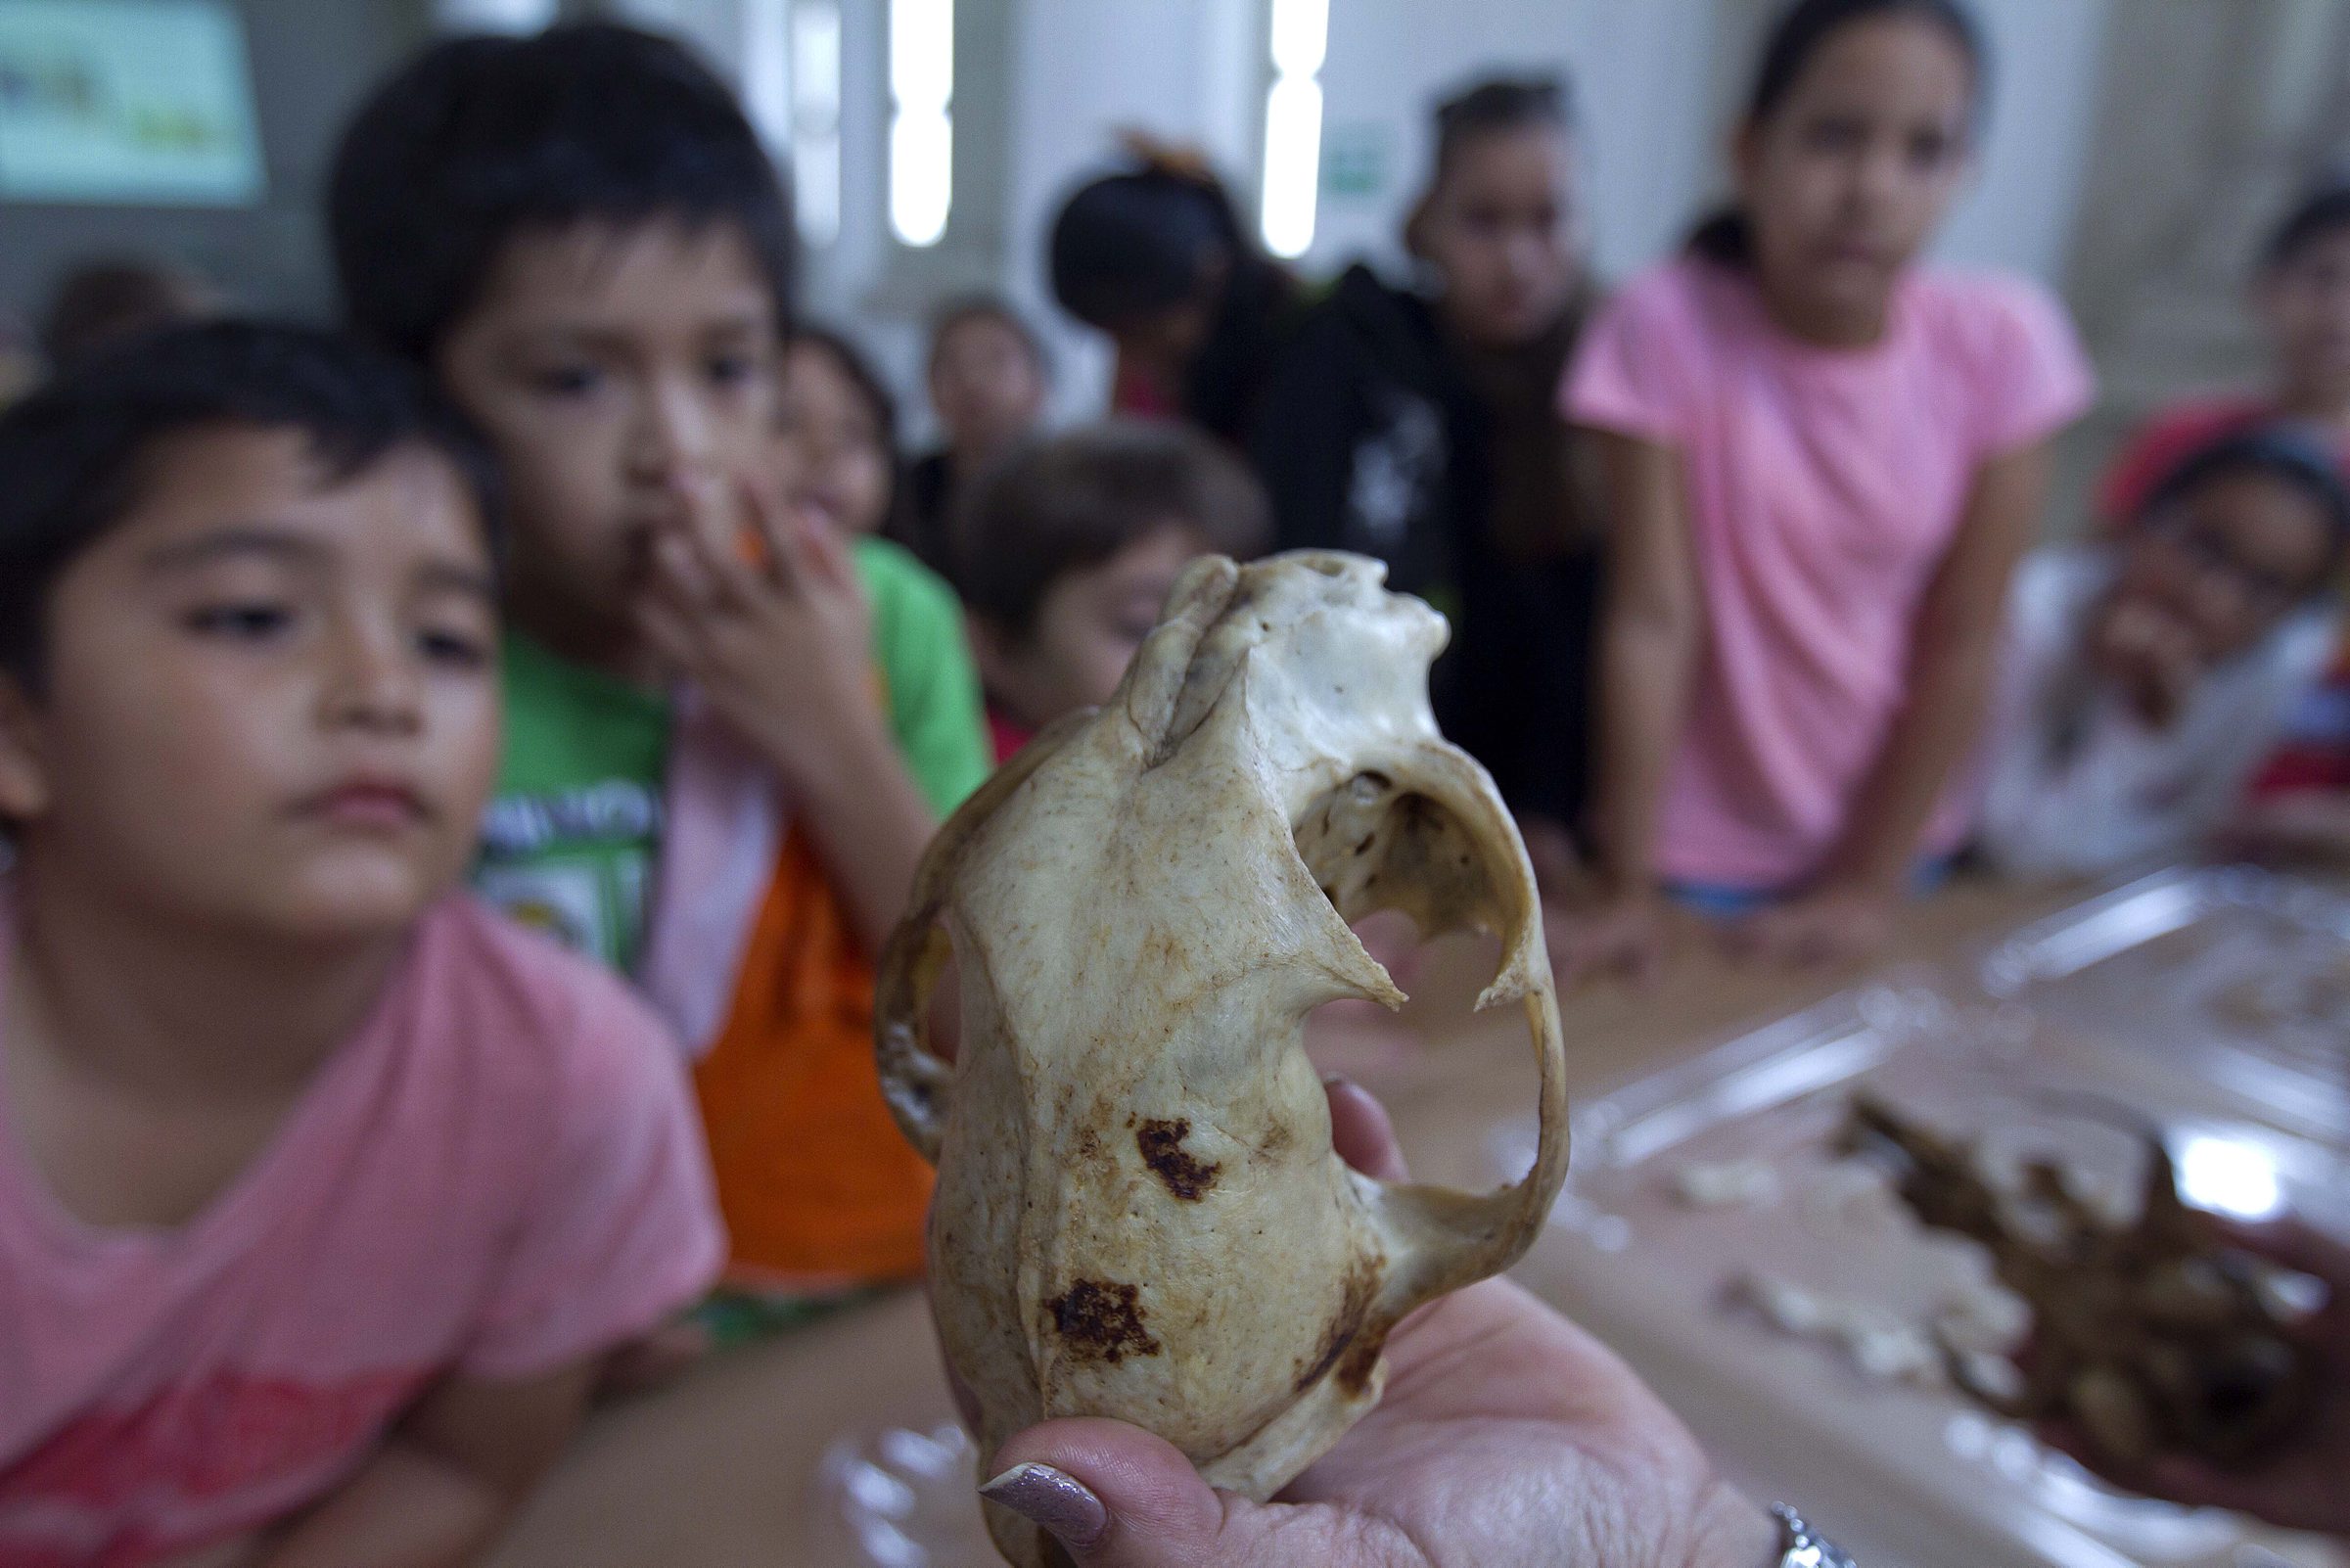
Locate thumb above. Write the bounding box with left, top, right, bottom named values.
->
left=980, top=1418, right=1317, bottom=1568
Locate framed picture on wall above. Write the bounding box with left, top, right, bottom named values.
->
left=0, top=0, right=264, bottom=207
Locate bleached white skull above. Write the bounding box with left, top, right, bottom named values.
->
left=877, top=551, right=1570, bottom=1568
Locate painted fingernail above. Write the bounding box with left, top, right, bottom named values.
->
left=979, top=1461, right=1109, bottom=1548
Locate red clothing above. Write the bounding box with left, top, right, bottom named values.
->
left=986, top=705, right=1037, bottom=764
left=2097, top=396, right=2350, bottom=525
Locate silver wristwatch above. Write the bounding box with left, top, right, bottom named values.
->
left=1767, top=1503, right=1858, bottom=1568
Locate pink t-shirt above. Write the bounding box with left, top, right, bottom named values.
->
left=0, top=896, right=725, bottom=1567
left=1566, top=256, right=2096, bottom=888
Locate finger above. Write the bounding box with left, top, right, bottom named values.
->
left=669, top=478, right=765, bottom=610
left=780, top=495, right=857, bottom=591
left=633, top=597, right=707, bottom=679
left=1322, top=1076, right=1409, bottom=1182
left=648, top=526, right=723, bottom=610
left=984, top=1418, right=1336, bottom=1568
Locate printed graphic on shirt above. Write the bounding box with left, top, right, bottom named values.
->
left=0, top=1368, right=424, bottom=1568
left=475, top=780, right=663, bottom=969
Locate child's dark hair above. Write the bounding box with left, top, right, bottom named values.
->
left=1407, top=76, right=1576, bottom=259
left=2140, top=425, right=2350, bottom=584
left=1688, top=0, right=1985, bottom=267
left=0, top=321, right=502, bottom=691
left=40, top=256, right=219, bottom=369
left=785, top=325, right=909, bottom=539
left=328, top=23, right=795, bottom=362
left=2262, top=183, right=2350, bottom=274
left=1047, top=154, right=1295, bottom=439
left=928, top=294, right=1048, bottom=380
left=959, top=422, right=1270, bottom=637
left=1432, top=75, right=1575, bottom=176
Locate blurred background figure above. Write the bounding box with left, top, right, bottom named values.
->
left=1048, top=138, right=1298, bottom=441
left=778, top=325, right=909, bottom=543
left=958, top=420, right=1269, bottom=761
left=38, top=257, right=222, bottom=371
left=1252, top=73, right=1600, bottom=848
left=1981, top=426, right=2349, bottom=879
left=907, top=296, right=1049, bottom=572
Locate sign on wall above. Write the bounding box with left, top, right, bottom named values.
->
left=0, top=0, right=264, bottom=206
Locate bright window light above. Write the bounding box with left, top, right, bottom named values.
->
left=889, top=0, right=953, bottom=248
left=1261, top=78, right=1322, bottom=260
left=791, top=0, right=843, bottom=246
left=1260, top=0, right=1328, bottom=259
left=2174, top=1134, right=2284, bottom=1221
left=1269, top=0, right=1329, bottom=76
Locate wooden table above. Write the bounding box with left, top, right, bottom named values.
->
left=489, top=880, right=2095, bottom=1568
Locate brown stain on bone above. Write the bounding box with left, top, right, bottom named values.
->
left=1137, top=1118, right=1221, bottom=1200
left=1295, top=1258, right=1382, bottom=1393
left=1046, top=1280, right=1163, bottom=1363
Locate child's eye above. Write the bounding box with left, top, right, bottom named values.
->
left=417, top=626, right=491, bottom=669
left=1906, top=128, right=1955, bottom=168
left=186, top=603, right=296, bottom=642
left=527, top=364, right=603, bottom=397
left=707, top=352, right=761, bottom=388
left=1803, top=116, right=1867, bottom=154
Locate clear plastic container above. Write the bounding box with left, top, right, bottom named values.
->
left=1497, top=972, right=2349, bottom=1568
left=1981, top=867, right=2350, bottom=1145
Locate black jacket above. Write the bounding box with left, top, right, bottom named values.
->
left=1248, top=263, right=1602, bottom=827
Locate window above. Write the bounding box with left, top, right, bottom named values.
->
left=888, top=0, right=953, bottom=248
left=789, top=0, right=843, bottom=247
left=1260, top=0, right=1327, bottom=259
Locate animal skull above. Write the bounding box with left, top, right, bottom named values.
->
left=877, top=551, right=1571, bottom=1568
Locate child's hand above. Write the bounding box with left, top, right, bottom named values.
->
left=1721, top=881, right=1892, bottom=970
left=2090, top=600, right=2200, bottom=728
left=635, top=473, right=884, bottom=794
left=1544, top=885, right=1671, bottom=989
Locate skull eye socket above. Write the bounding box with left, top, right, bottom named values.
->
left=1293, top=773, right=1499, bottom=940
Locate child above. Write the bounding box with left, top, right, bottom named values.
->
left=1252, top=73, right=1602, bottom=842
left=776, top=325, right=996, bottom=832
left=329, top=25, right=985, bottom=1314
left=39, top=256, right=222, bottom=370
left=1980, top=429, right=2348, bottom=877
left=1049, top=139, right=1298, bottom=441
left=0, top=323, right=720, bottom=1563
left=2100, top=186, right=2350, bottom=523
left=906, top=296, right=1048, bottom=571
left=1559, top=0, right=2094, bottom=976
left=958, top=421, right=1269, bottom=760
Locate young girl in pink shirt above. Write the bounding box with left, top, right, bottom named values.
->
left=1558, top=0, right=2094, bottom=976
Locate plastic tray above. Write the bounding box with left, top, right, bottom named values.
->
left=1981, top=867, right=2350, bottom=1145
left=1501, top=977, right=2348, bottom=1568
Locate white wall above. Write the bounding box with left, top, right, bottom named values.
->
left=1306, top=0, right=1722, bottom=285
left=1930, top=0, right=2112, bottom=283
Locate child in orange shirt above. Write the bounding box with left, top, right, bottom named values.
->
left=329, top=24, right=984, bottom=1321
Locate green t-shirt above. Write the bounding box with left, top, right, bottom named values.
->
left=474, top=537, right=990, bottom=972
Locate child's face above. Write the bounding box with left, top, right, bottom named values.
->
left=977, top=526, right=1201, bottom=730
left=2259, top=232, right=2350, bottom=407
left=1735, top=15, right=1973, bottom=332
left=0, top=427, right=499, bottom=944
left=2110, top=470, right=2336, bottom=668
left=435, top=220, right=780, bottom=642
left=776, top=340, right=892, bottom=535
left=1416, top=126, right=1586, bottom=350
left=929, top=316, right=1045, bottom=457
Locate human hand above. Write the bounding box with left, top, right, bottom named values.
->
left=1722, top=881, right=1894, bottom=970
left=1544, top=884, right=1672, bottom=989
left=2046, top=1221, right=2350, bottom=1539
left=974, top=1081, right=1775, bottom=1568
left=634, top=472, right=882, bottom=794
left=2089, top=600, right=2200, bottom=729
